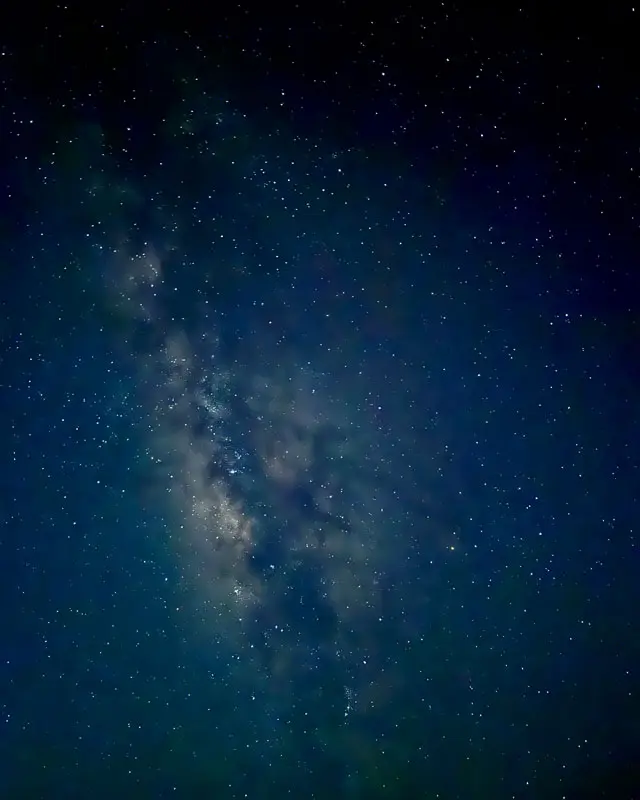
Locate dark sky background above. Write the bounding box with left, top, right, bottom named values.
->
left=0, top=4, right=638, bottom=799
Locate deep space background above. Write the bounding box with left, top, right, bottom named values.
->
left=0, top=4, right=638, bottom=799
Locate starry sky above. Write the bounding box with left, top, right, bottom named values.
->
left=0, top=4, right=638, bottom=799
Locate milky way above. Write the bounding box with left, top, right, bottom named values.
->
left=70, top=95, right=467, bottom=751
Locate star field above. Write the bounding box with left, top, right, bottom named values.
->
left=0, top=4, right=638, bottom=799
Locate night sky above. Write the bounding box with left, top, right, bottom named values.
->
left=0, top=4, right=638, bottom=799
